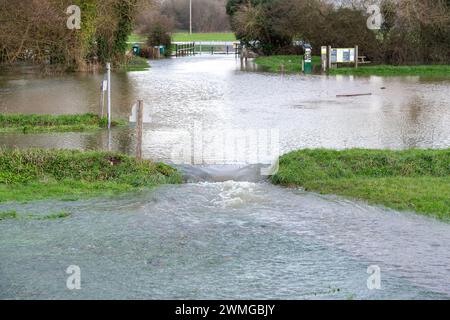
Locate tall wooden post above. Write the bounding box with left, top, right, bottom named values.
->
left=99, top=82, right=105, bottom=118
left=106, top=63, right=111, bottom=129
left=327, top=46, right=332, bottom=71
left=136, top=100, right=144, bottom=160
left=355, top=45, right=359, bottom=69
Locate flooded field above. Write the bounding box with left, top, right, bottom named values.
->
left=1, top=56, right=449, bottom=157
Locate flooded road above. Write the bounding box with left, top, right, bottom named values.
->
left=1, top=56, right=450, bottom=299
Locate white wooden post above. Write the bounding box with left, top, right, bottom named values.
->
left=106, top=63, right=112, bottom=129
left=136, top=100, right=144, bottom=160
left=99, top=84, right=104, bottom=118
left=328, top=46, right=332, bottom=70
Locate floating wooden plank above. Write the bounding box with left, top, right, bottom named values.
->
left=336, top=93, right=372, bottom=97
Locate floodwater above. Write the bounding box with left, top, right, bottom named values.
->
left=1, top=56, right=450, bottom=156
left=1, top=56, right=450, bottom=300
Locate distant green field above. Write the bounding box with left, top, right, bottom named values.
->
left=128, top=34, right=146, bottom=43
left=330, top=64, right=450, bottom=77
left=172, top=32, right=236, bottom=42
left=128, top=33, right=236, bottom=45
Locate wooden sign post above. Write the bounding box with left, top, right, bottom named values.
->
left=136, top=100, right=144, bottom=160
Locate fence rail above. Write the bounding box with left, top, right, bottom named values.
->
left=173, top=41, right=241, bottom=56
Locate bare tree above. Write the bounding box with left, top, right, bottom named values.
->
left=0, top=0, right=150, bottom=70
left=162, top=0, right=231, bottom=32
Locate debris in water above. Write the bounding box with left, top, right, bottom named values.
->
left=336, top=93, right=372, bottom=97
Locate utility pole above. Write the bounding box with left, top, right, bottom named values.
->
left=189, top=0, right=192, bottom=35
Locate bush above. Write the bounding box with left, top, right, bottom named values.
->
left=146, top=26, right=173, bottom=57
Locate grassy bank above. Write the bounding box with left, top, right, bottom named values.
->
left=254, top=55, right=321, bottom=73
left=272, top=149, right=450, bottom=220
left=0, top=210, right=70, bottom=221
left=0, top=113, right=125, bottom=133
left=121, top=55, right=150, bottom=71
left=329, top=64, right=450, bottom=77
left=172, top=32, right=236, bottom=42
left=0, top=149, right=182, bottom=203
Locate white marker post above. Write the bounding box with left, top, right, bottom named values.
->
left=106, top=63, right=112, bottom=129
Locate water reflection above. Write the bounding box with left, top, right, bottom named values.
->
left=1, top=59, right=450, bottom=300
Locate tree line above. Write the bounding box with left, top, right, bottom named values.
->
left=227, top=0, right=450, bottom=64
left=0, top=0, right=148, bottom=71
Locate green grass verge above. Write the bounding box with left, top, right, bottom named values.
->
left=271, top=149, right=450, bottom=220
left=254, top=55, right=321, bottom=73
left=172, top=32, right=236, bottom=42
left=0, top=149, right=183, bottom=203
left=329, top=64, right=450, bottom=77
left=0, top=113, right=125, bottom=133
left=0, top=210, right=71, bottom=221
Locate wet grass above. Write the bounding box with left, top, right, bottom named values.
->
left=0, top=113, right=125, bottom=133
left=254, top=55, right=321, bottom=73
left=33, top=211, right=71, bottom=220
left=0, top=210, right=18, bottom=220
left=329, top=64, right=450, bottom=77
left=272, top=149, right=450, bottom=220
left=120, top=55, right=150, bottom=72
left=0, top=210, right=70, bottom=221
left=0, top=149, right=183, bottom=203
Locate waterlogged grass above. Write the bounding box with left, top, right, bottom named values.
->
left=0, top=149, right=183, bottom=203
left=121, top=55, right=150, bottom=72
left=272, top=149, right=450, bottom=220
left=0, top=113, right=125, bottom=133
left=35, top=211, right=71, bottom=220
left=172, top=32, right=236, bottom=42
left=0, top=210, right=18, bottom=220
left=0, top=210, right=70, bottom=221
left=254, top=55, right=321, bottom=73
left=329, top=64, right=450, bottom=77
